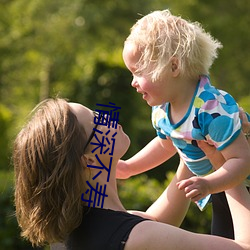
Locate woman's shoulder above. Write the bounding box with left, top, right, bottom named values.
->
left=66, top=207, right=148, bottom=250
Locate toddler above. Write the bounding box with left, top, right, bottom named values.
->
left=118, top=9, right=250, bottom=238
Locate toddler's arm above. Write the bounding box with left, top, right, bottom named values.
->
left=178, top=132, right=250, bottom=201
left=116, top=137, right=177, bottom=179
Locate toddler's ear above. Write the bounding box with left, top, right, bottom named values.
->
left=171, top=57, right=180, bottom=76
left=171, top=63, right=177, bottom=72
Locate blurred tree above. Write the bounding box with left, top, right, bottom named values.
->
left=0, top=171, right=43, bottom=250
left=0, top=105, right=12, bottom=170
left=1, top=0, right=248, bottom=161
left=118, top=172, right=212, bottom=234
left=185, top=0, right=250, bottom=100
left=0, top=0, right=249, bottom=248
left=239, top=95, right=250, bottom=111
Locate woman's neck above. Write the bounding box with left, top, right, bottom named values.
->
left=87, top=159, right=126, bottom=212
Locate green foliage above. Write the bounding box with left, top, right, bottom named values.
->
left=118, top=174, right=164, bottom=210
left=0, top=0, right=249, bottom=248
left=239, top=95, right=250, bottom=113
left=0, top=104, right=13, bottom=170
left=0, top=171, right=44, bottom=249
left=1, top=0, right=249, bottom=171
left=118, top=172, right=212, bottom=233
left=185, top=1, right=250, bottom=100
left=183, top=202, right=212, bottom=234
left=1, top=0, right=249, bottom=161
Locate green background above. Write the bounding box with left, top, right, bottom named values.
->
left=0, top=0, right=249, bottom=249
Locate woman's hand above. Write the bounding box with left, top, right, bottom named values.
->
left=239, top=107, right=250, bottom=140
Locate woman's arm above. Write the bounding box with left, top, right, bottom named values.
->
left=125, top=183, right=250, bottom=250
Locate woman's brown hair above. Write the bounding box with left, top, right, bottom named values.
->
left=13, top=98, right=88, bottom=246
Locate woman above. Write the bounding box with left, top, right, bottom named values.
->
left=13, top=98, right=250, bottom=249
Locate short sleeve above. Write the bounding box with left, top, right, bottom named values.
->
left=156, top=130, right=167, bottom=139
left=152, top=105, right=170, bottom=140
left=197, top=90, right=241, bottom=150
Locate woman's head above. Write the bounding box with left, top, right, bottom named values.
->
left=14, top=98, right=89, bottom=246
left=124, top=9, right=222, bottom=81
left=13, top=98, right=130, bottom=246
left=68, top=102, right=130, bottom=160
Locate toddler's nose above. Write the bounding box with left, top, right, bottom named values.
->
left=131, top=78, right=138, bottom=88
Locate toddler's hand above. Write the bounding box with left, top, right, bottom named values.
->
left=177, top=176, right=211, bottom=202
left=116, top=160, right=131, bottom=179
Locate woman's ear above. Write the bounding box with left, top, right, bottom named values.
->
left=170, top=57, right=180, bottom=77
left=83, top=154, right=95, bottom=166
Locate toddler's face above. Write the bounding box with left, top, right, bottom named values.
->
left=122, top=43, right=173, bottom=106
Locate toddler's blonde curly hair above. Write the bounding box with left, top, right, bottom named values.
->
left=125, top=9, right=222, bottom=81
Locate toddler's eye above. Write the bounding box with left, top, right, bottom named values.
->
left=134, top=71, right=142, bottom=77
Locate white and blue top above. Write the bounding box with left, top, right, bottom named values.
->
left=152, top=75, right=249, bottom=180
